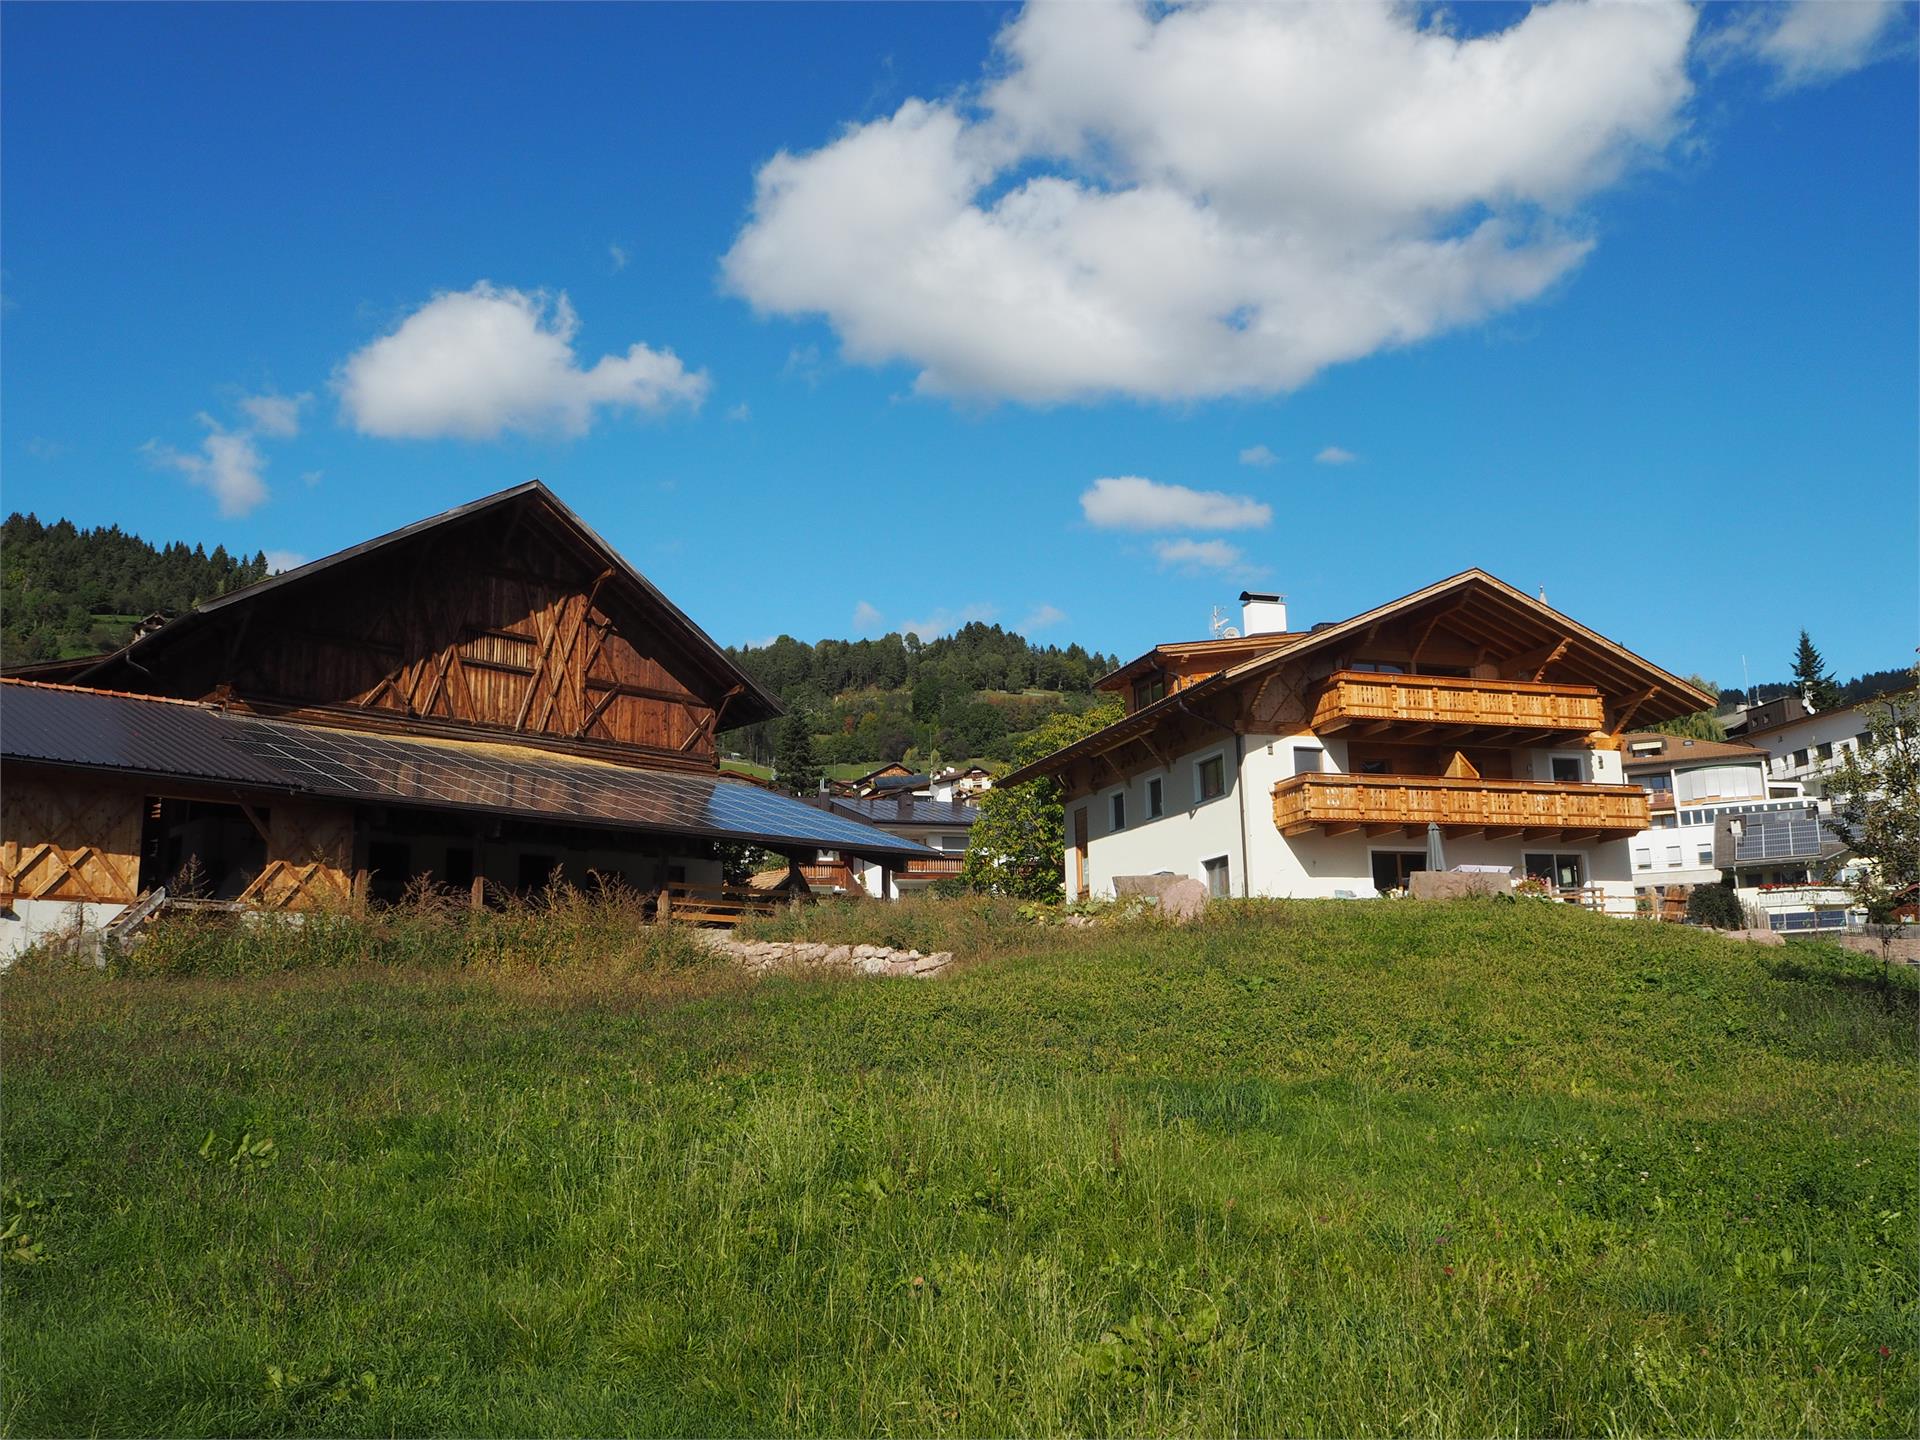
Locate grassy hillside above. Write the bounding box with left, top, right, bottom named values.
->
left=3, top=900, right=1914, bottom=1436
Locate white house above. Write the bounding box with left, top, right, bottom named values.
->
left=1740, top=698, right=1881, bottom=801
left=801, top=795, right=977, bottom=899
left=1002, top=573, right=1713, bottom=915
left=1618, top=732, right=1798, bottom=893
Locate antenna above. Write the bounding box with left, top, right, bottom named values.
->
left=1209, top=605, right=1240, bottom=640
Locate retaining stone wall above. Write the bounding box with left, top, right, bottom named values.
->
left=690, top=929, right=954, bottom=978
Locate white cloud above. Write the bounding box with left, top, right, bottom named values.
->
left=301, top=469, right=324, bottom=487
left=1237, top=444, right=1278, bottom=468
left=723, top=0, right=1697, bottom=404
left=609, top=243, right=629, bottom=272
left=336, top=281, right=709, bottom=440
left=899, top=603, right=997, bottom=639
left=1019, top=602, right=1067, bottom=633
left=238, top=390, right=309, bottom=439
left=1153, top=537, right=1253, bottom=575
left=25, top=437, right=66, bottom=460
left=263, top=549, right=308, bottom=574
left=1723, top=0, right=1905, bottom=88
left=1315, top=445, right=1357, bottom=465
left=851, top=599, right=885, bottom=633
left=142, top=416, right=268, bottom=518
left=726, top=401, right=752, bottom=422
left=1080, top=475, right=1270, bottom=532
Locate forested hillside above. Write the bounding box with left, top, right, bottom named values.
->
left=721, top=624, right=1120, bottom=768
left=2, top=513, right=269, bottom=664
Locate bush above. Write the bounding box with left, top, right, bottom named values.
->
left=1686, top=882, right=1744, bottom=930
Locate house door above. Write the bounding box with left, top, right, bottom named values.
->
left=1072, top=807, right=1090, bottom=900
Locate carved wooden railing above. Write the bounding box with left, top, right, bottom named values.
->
left=1273, top=773, right=1649, bottom=837
left=1309, top=672, right=1605, bottom=735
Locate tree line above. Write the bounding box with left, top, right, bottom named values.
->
left=2, top=512, right=270, bottom=664
left=723, top=622, right=1120, bottom=772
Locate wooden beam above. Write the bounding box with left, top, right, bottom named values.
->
left=1531, top=637, right=1573, bottom=682
left=1607, top=686, right=1659, bottom=737
left=1324, top=822, right=1362, bottom=837
left=233, top=798, right=273, bottom=846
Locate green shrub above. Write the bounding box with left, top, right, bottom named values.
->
left=1686, top=881, right=1745, bottom=929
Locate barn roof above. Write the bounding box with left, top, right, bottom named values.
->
left=0, top=679, right=926, bottom=861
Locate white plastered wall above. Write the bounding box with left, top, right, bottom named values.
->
left=1068, top=729, right=1635, bottom=910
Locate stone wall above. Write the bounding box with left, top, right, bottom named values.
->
left=690, top=929, right=954, bottom=978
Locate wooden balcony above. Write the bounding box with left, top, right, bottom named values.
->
left=894, top=854, right=965, bottom=882
left=1272, top=773, right=1649, bottom=841
left=1309, top=672, right=1605, bottom=744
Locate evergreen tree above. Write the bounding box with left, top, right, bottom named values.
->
left=1791, top=630, right=1842, bottom=712
left=773, top=710, right=822, bottom=796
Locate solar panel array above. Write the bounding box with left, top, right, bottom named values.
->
left=0, top=681, right=929, bottom=858
left=1731, top=812, right=1828, bottom=863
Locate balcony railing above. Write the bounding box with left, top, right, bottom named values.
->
left=1273, top=773, right=1649, bottom=839
left=1308, top=672, right=1605, bottom=740
left=895, top=854, right=965, bottom=879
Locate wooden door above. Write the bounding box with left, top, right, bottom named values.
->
left=1072, top=807, right=1090, bottom=900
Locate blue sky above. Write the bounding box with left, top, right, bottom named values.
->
left=3, top=1, right=1914, bottom=689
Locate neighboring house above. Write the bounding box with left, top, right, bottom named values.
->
left=1001, top=572, right=1712, bottom=914
left=800, top=795, right=978, bottom=899
left=1619, top=732, right=1797, bottom=892
left=1711, top=806, right=1861, bottom=932
left=930, top=765, right=994, bottom=803
left=0, top=482, right=929, bottom=956
left=1739, top=697, right=1882, bottom=801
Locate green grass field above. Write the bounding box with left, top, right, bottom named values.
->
left=3, top=899, right=1914, bottom=1436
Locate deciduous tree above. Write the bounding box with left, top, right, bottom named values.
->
left=960, top=700, right=1121, bottom=901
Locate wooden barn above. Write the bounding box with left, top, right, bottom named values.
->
left=0, top=481, right=929, bottom=953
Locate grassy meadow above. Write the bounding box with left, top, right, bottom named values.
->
left=2, top=897, right=1915, bottom=1436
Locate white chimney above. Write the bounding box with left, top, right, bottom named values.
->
left=1240, top=590, right=1288, bottom=636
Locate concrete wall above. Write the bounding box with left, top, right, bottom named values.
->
left=0, top=898, right=129, bottom=962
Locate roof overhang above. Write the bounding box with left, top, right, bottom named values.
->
left=1005, top=570, right=1714, bottom=787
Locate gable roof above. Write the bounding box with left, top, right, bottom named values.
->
left=1004, top=570, right=1715, bottom=785
left=37, top=481, right=782, bottom=727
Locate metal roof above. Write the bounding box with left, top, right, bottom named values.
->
left=820, top=795, right=980, bottom=829
left=0, top=681, right=928, bottom=860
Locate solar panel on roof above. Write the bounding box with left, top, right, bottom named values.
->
left=1732, top=813, right=1829, bottom=863
left=1, top=682, right=929, bottom=859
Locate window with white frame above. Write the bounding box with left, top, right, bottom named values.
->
left=1146, top=776, right=1164, bottom=820
left=1196, top=753, right=1227, bottom=802
left=1550, top=754, right=1583, bottom=783
left=1634, top=847, right=1651, bottom=870
left=1666, top=845, right=1682, bottom=867
left=1293, top=745, right=1323, bottom=775
left=1697, top=845, right=1714, bottom=866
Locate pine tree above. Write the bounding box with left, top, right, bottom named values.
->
left=1790, top=630, right=1842, bottom=712
left=774, top=711, right=822, bottom=796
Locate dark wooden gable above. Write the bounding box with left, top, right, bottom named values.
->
left=74, top=485, right=778, bottom=769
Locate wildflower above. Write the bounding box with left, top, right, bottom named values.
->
left=1880, top=1346, right=1892, bottom=1358
left=911, top=1275, right=925, bottom=1290
left=1443, top=1265, right=1455, bottom=1277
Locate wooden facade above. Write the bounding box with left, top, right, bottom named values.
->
left=1272, top=773, right=1650, bottom=840
left=64, top=485, right=776, bottom=772
left=0, top=772, right=143, bottom=905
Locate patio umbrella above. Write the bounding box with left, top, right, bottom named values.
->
left=1425, top=822, right=1448, bottom=874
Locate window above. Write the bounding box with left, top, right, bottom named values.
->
left=1666, top=845, right=1683, bottom=867
left=1523, top=852, right=1585, bottom=890
left=1203, top=855, right=1231, bottom=898
left=936, top=835, right=969, bottom=852
left=1551, top=755, right=1583, bottom=783
left=1652, top=814, right=1677, bottom=829
left=1793, top=749, right=1809, bottom=768
left=1372, top=851, right=1427, bottom=892
left=1132, top=674, right=1167, bottom=709
left=1675, top=765, right=1763, bottom=803
left=1293, top=746, right=1323, bottom=775
left=1642, top=774, right=1673, bottom=793
left=1815, top=742, right=1833, bottom=761
left=1110, top=792, right=1127, bottom=831
left=1634, top=847, right=1651, bottom=871
left=1146, top=776, right=1164, bottom=819
left=1351, top=661, right=1405, bottom=674
left=1698, top=846, right=1714, bottom=866
left=1196, top=754, right=1227, bottom=801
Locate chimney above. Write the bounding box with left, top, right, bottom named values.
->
left=1239, top=590, right=1288, bottom=636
